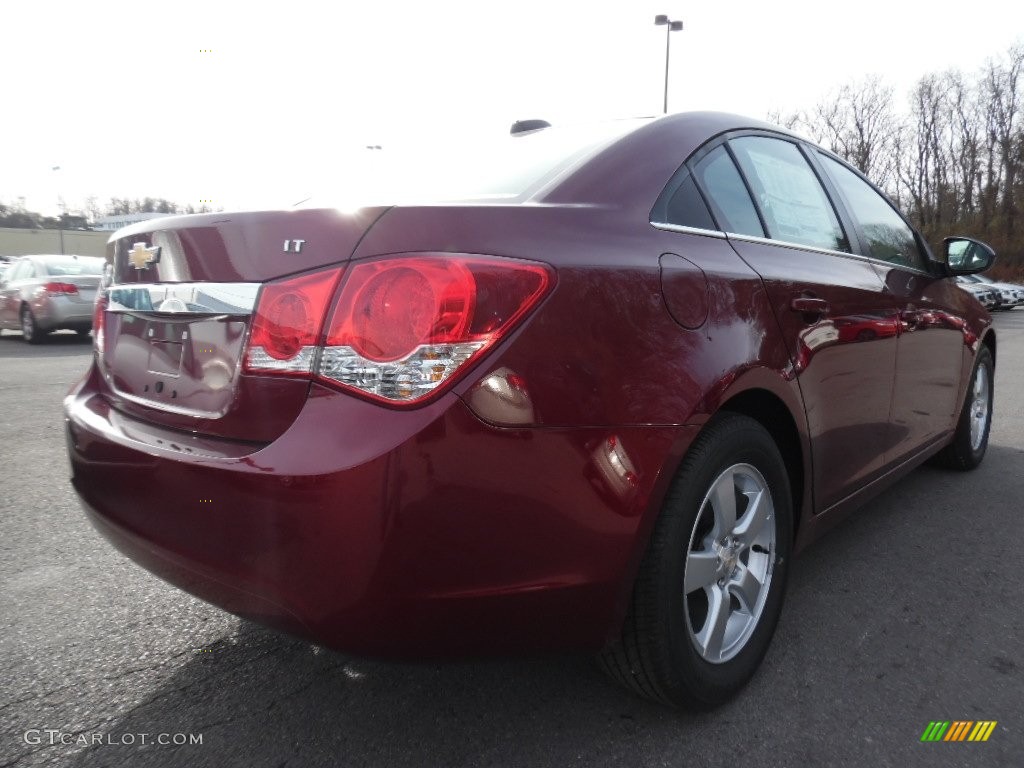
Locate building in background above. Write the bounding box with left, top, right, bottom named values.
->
left=93, top=212, right=174, bottom=232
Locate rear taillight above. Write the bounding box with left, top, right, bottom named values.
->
left=244, top=269, right=343, bottom=375
left=319, top=255, right=551, bottom=404
left=242, top=254, right=552, bottom=406
left=92, top=295, right=107, bottom=355
left=44, top=281, right=78, bottom=295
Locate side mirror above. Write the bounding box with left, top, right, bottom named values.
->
left=944, top=236, right=995, bottom=275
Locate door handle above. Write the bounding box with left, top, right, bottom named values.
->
left=790, top=296, right=830, bottom=315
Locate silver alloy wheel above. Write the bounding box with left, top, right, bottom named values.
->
left=684, top=463, right=776, bottom=664
left=21, top=308, right=33, bottom=340
left=969, top=364, right=991, bottom=451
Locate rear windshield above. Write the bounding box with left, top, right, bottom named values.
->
left=298, top=119, right=647, bottom=207
left=41, top=257, right=104, bottom=276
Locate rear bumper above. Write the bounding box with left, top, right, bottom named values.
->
left=65, top=366, right=692, bottom=657
left=33, top=296, right=93, bottom=329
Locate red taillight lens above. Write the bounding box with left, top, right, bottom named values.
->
left=92, top=295, right=107, bottom=355
left=240, top=255, right=552, bottom=406
left=318, top=255, right=551, bottom=405
left=244, top=269, right=343, bottom=375
left=328, top=259, right=476, bottom=362
left=44, top=281, right=78, bottom=295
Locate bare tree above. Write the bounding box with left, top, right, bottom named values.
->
left=83, top=196, right=103, bottom=226
left=898, top=73, right=952, bottom=232
left=784, top=43, right=1024, bottom=277
left=981, top=44, right=1023, bottom=240
left=807, top=76, right=902, bottom=189
left=946, top=70, right=983, bottom=223
left=766, top=109, right=804, bottom=132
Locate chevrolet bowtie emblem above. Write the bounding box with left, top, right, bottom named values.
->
left=128, top=242, right=161, bottom=271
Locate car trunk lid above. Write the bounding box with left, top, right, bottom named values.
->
left=98, top=206, right=388, bottom=442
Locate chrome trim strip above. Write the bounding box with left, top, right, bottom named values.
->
left=650, top=222, right=728, bottom=239
left=725, top=232, right=936, bottom=276
left=725, top=232, right=855, bottom=259
left=107, top=282, right=260, bottom=316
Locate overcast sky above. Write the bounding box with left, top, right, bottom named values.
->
left=2, top=0, right=1022, bottom=216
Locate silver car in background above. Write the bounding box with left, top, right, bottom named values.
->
left=0, top=255, right=104, bottom=343
left=954, top=276, right=999, bottom=309
left=964, top=273, right=1024, bottom=309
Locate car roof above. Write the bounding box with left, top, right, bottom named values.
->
left=541, top=111, right=800, bottom=213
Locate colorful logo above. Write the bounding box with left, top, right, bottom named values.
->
left=921, top=721, right=997, bottom=742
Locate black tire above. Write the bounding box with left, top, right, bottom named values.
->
left=929, top=346, right=994, bottom=471
left=20, top=305, right=44, bottom=345
left=599, top=412, right=793, bottom=709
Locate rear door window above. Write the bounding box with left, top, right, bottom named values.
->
left=691, top=146, right=765, bottom=237
left=729, top=137, right=850, bottom=253
left=660, top=173, right=718, bottom=231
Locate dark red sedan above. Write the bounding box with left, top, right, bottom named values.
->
left=65, top=113, right=997, bottom=709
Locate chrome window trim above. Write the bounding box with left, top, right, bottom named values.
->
left=649, top=223, right=937, bottom=277
left=724, top=232, right=937, bottom=277
left=106, top=282, right=260, bottom=316
left=724, top=231, right=853, bottom=259
left=650, top=222, right=727, bottom=239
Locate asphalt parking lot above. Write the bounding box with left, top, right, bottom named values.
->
left=1, top=315, right=1022, bottom=768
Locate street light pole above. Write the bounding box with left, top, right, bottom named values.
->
left=654, top=15, right=684, bottom=114
left=52, top=166, right=65, bottom=255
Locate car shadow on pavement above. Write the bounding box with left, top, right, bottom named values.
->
left=63, top=444, right=1023, bottom=768
left=0, top=330, right=93, bottom=358
left=64, top=624, right=684, bottom=768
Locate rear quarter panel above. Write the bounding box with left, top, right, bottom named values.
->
left=353, top=204, right=814, bottom=623
left=352, top=205, right=803, bottom=429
